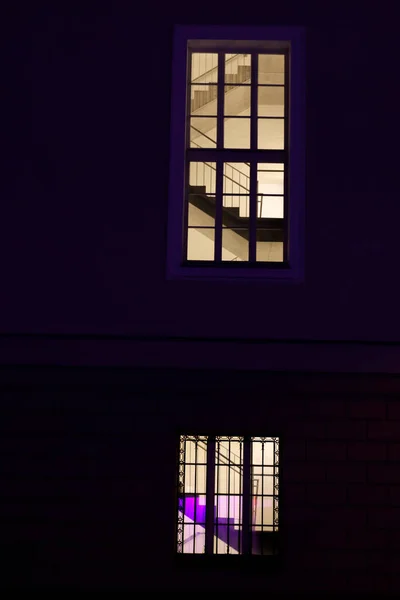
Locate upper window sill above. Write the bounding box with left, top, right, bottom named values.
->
left=167, top=262, right=303, bottom=282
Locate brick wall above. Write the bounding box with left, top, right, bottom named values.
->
left=1, top=367, right=400, bottom=591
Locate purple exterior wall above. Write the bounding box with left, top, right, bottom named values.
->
left=3, top=5, right=400, bottom=342
left=2, top=3, right=400, bottom=592
left=2, top=368, right=400, bottom=592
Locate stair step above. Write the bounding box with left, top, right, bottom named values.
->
left=191, top=86, right=218, bottom=111
left=237, top=65, right=251, bottom=81
left=189, top=185, right=207, bottom=195
left=223, top=207, right=240, bottom=217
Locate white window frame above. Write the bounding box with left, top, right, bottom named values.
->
left=167, top=25, right=305, bottom=282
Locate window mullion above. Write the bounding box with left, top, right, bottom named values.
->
left=205, top=436, right=216, bottom=554
left=214, top=52, right=225, bottom=261
left=242, top=436, right=252, bottom=554
left=249, top=53, right=258, bottom=262
left=250, top=52, right=258, bottom=151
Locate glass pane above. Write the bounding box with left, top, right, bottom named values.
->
left=259, top=163, right=283, bottom=171
left=187, top=227, right=215, bottom=261
left=224, top=118, right=250, bottom=148
left=252, top=466, right=274, bottom=476
left=189, top=162, right=216, bottom=194
left=214, top=526, right=228, bottom=553
left=188, top=162, right=216, bottom=235
left=188, top=195, right=216, bottom=227
left=191, top=84, right=217, bottom=115
left=258, top=86, right=284, bottom=117
left=183, top=523, right=194, bottom=552
left=184, top=463, right=195, bottom=493
left=222, top=229, right=249, bottom=262
left=256, top=239, right=284, bottom=262
left=253, top=496, right=274, bottom=526
left=190, top=117, right=217, bottom=148
left=196, top=442, right=207, bottom=465
left=182, top=495, right=206, bottom=523
left=215, top=466, right=229, bottom=494
left=258, top=118, right=284, bottom=149
left=253, top=474, right=274, bottom=496
left=257, top=164, right=284, bottom=196
left=191, top=53, right=218, bottom=83
left=258, top=54, right=285, bottom=85
left=223, top=162, right=250, bottom=195
left=223, top=195, right=249, bottom=219
left=224, top=86, right=250, bottom=117
left=250, top=437, right=279, bottom=555
left=225, top=53, right=251, bottom=84
left=258, top=196, right=283, bottom=219
left=256, top=161, right=284, bottom=263
left=195, top=465, right=207, bottom=494
left=252, top=439, right=274, bottom=465
left=184, top=439, right=195, bottom=463
left=194, top=525, right=206, bottom=553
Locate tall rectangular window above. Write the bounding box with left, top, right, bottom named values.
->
left=167, top=27, right=305, bottom=281
left=177, top=435, right=280, bottom=555
left=185, top=51, right=287, bottom=264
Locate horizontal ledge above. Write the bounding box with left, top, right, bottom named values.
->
left=1, top=333, right=400, bottom=346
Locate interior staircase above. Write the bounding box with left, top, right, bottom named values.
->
left=189, top=55, right=283, bottom=254
left=178, top=439, right=278, bottom=555
left=191, top=63, right=251, bottom=113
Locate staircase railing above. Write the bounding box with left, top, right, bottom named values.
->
left=190, top=126, right=250, bottom=193
left=192, top=53, right=246, bottom=85
left=197, top=439, right=243, bottom=477
left=191, top=54, right=250, bottom=113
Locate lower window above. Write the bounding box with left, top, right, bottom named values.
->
left=176, top=435, right=279, bottom=555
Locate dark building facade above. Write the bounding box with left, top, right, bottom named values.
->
left=3, top=2, right=400, bottom=591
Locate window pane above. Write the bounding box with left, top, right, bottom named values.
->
left=191, top=84, right=217, bottom=115
left=214, top=437, right=244, bottom=554
left=223, top=162, right=250, bottom=195
left=182, top=495, right=207, bottom=524
left=222, top=229, right=249, bottom=262
left=258, top=118, right=284, bottom=149
left=196, top=464, right=207, bottom=494
left=224, top=85, right=250, bottom=117
left=187, top=227, right=215, bottom=260
left=184, top=463, right=195, bottom=493
left=257, top=196, right=283, bottom=220
left=224, top=118, right=250, bottom=148
left=253, top=496, right=274, bottom=528
left=191, top=53, right=218, bottom=83
left=196, top=442, right=207, bottom=465
left=258, top=54, right=285, bottom=85
left=188, top=195, right=216, bottom=227
left=256, top=163, right=285, bottom=261
left=252, top=438, right=274, bottom=465
left=258, top=86, right=284, bottom=117
left=190, top=118, right=217, bottom=148
left=194, top=525, right=206, bottom=553
left=251, top=437, right=279, bottom=555
left=256, top=239, right=284, bottom=262
left=188, top=162, right=217, bottom=231
left=225, top=53, right=251, bottom=84
left=190, top=162, right=216, bottom=194
left=223, top=195, right=249, bottom=219
left=258, top=164, right=284, bottom=195
left=253, top=474, right=274, bottom=496
left=177, top=436, right=208, bottom=555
